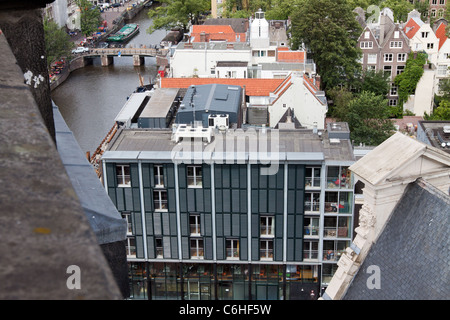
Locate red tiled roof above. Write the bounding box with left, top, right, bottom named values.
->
left=404, top=18, right=421, bottom=39
left=436, top=22, right=448, bottom=50
left=160, top=78, right=284, bottom=96
left=191, top=25, right=246, bottom=42
left=277, top=51, right=305, bottom=63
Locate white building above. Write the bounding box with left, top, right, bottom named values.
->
left=404, top=10, right=439, bottom=65
left=435, top=22, right=450, bottom=96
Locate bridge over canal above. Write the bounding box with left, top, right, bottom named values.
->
left=74, top=47, right=170, bottom=66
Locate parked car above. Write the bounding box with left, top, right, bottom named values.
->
left=72, top=47, right=89, bottom=54
left=111, top=3, right=121, bottom=7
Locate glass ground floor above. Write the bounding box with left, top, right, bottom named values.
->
left=128, top=261, right=337, bottom=300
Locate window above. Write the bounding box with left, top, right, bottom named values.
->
left=155, top=237, right=163, bottom=258
left=190, top=238, right=204, bottom=259
left=364, top=31, right=370, bottom=39
left=304, top=216, right=320, bottom=236
left=126, top=237, right=136, bottom=258
left=389, top=99, right=398, bottom=106
left=438, top=65, right=448, bottom=76
left=384, top=65, right=392, bottom=78
left=325, top=191, right=352, bottom=214
left=187, top=165, right=202, bottom=187
left=190, top=214, right=201, bottom=236
left=154, top=165, right=164, bottom=187
left=260, top=239, right=274, bottom=260
left=390, top=41, right=402, bottom=48
left=153, top=190, right=168, bottom=211
left=324, top=217, right=351, bottom=238
left=305, top=167, right=321, bottom=188
left=367, top=53, right=377, bottom=64
left=326, top=166, right=351, bottom=189
left=360, top=41, right=373, bottom=49
left=304, top=192, right=320, bottom=212
left=226, top=239, right=239, bottom=259
left=390, top=85, right=398, bottom=96
left=396, top=65, right=405, bottom=75
left=384, top=53, right=393, bottom=62
left=397, top=53, right=407, bottom=62
left=116, top=164, right=131, bottom=187
left=367, top=65, right=376, bottom=71
left=122, top=212, right=132, bottom=235
left=303, top=241, right=319, bottom=260
left=260, top=216, right=274, bottom=237
left=323, top=240, right=350, bottom=262
left=427, top=43, right=434, bottom=50
left=421, top=31, right=429, bottom=38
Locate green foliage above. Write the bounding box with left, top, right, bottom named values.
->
left=344, top=91, right=395, bottom=145
left=289, top=0, right=362, bottom=91
left=359, top=69, right=390, bottom=97
left=394, top=52, right=427, bottom=107
left=380, top=0, right=414, bottom=22
left=327, top=87, right=354, bottom=120
left=426, top=100, right=450, bottom=120
left=76, top=0, right=102, bottom=37
left=147, top=0, right=211, bottom=33
left=43, top=19, right=73, bottom=69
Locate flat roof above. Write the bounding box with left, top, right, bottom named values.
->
left=104, top=127, right=354, bottom=163
left=140, top=88, right=179, bottom=118
left=114, top=92, right=149, bottom=124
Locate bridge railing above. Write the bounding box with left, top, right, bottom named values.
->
left=73, top=47, right=170, bottom=57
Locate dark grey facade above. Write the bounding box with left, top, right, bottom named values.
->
left=101, top=126, right=356, bottom=300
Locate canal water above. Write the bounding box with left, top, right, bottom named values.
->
left=52, top=8, right=168, bottom=155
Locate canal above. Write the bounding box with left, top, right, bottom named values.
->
left=52, top=8, right=168, bottom=155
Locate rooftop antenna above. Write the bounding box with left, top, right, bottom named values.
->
left=190, top=86, right=196, bottom=127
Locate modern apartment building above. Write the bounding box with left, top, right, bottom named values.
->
left=100, top=90, right=356, bottom=300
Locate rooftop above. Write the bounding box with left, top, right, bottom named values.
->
left=343, top=178, right=450, bottom=300
left=104, top=125, right=354, bottom=163
left=161, top=77, right=284, bottom=97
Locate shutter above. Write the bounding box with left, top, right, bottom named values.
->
left=216, top=237, right=224, bottom=260
left=147, top=237, right=155, bottom=259
left=162, top=213, right=170, bottom=235
left=135, top=235, right=144, bottom=258
left=153, top=212, right=162, bottom=235
left=163, top=236, right=171, bottom=258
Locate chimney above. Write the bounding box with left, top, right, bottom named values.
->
left=200, top=31, right=206, bottom=42
left=379, top=13, right=386, bottom=45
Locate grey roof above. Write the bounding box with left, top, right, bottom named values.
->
left=176, top=83, right=242, bottom=126
left=104, top=126, right=354, bottom=163
left=343, top=178, right=450, bottom=300
left=140, top=88, right=179, bottom=118
left=203, top=18, right=249, bottom=33
left=53, top=104, right=127, bottom=245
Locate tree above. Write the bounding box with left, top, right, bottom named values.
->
left=147, top=0, right=211, bottom=33
left=380, top=0, right=414, bottom=23
left=394, top=52, right=427, bottom=107
left=359, top=69, right=390, bottom=96
left=426, top=100, right=450, bottom=120
left=43, top=19, right=73, bottom=69
left=342, top=91, right=395, bottom=145
left=327, top=86, right=354, bottom=120
left=76, top=0, right=102, bottom=37
left=289, top=0, right=363, bottom=91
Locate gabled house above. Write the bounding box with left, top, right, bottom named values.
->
left=357, top=8, right=410, bottom=107
left=435, top=22, right=450, bottom=94
left=404, top=10, right=439, bottom=65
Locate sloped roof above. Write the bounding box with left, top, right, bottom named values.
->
left=343, top=178, right=450, bottom=300
left=161, top=78, right=283, bottom=96
left=349, top=132, right=450, bottom=185
left=436, top=22, right=448, bottom=50
left=404, top=17, right=423, bottom=39
left=203, top=18, right=249, bottom=33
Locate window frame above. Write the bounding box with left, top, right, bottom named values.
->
left=153, top=189, right=168, bottom=211
left=116, top=164, right=131, bottom=187
left=187, top=165, right=203, bottom=188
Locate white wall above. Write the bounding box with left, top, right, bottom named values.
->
left=170, top=48, right=251, bottom=78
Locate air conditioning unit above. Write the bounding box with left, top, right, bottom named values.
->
left=208, top=114, right=229, bottom=128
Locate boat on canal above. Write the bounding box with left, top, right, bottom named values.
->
left=107, top=23, right=140, bottom=42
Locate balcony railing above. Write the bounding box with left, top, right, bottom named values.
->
left=324, top=227, right=350, bottom=238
